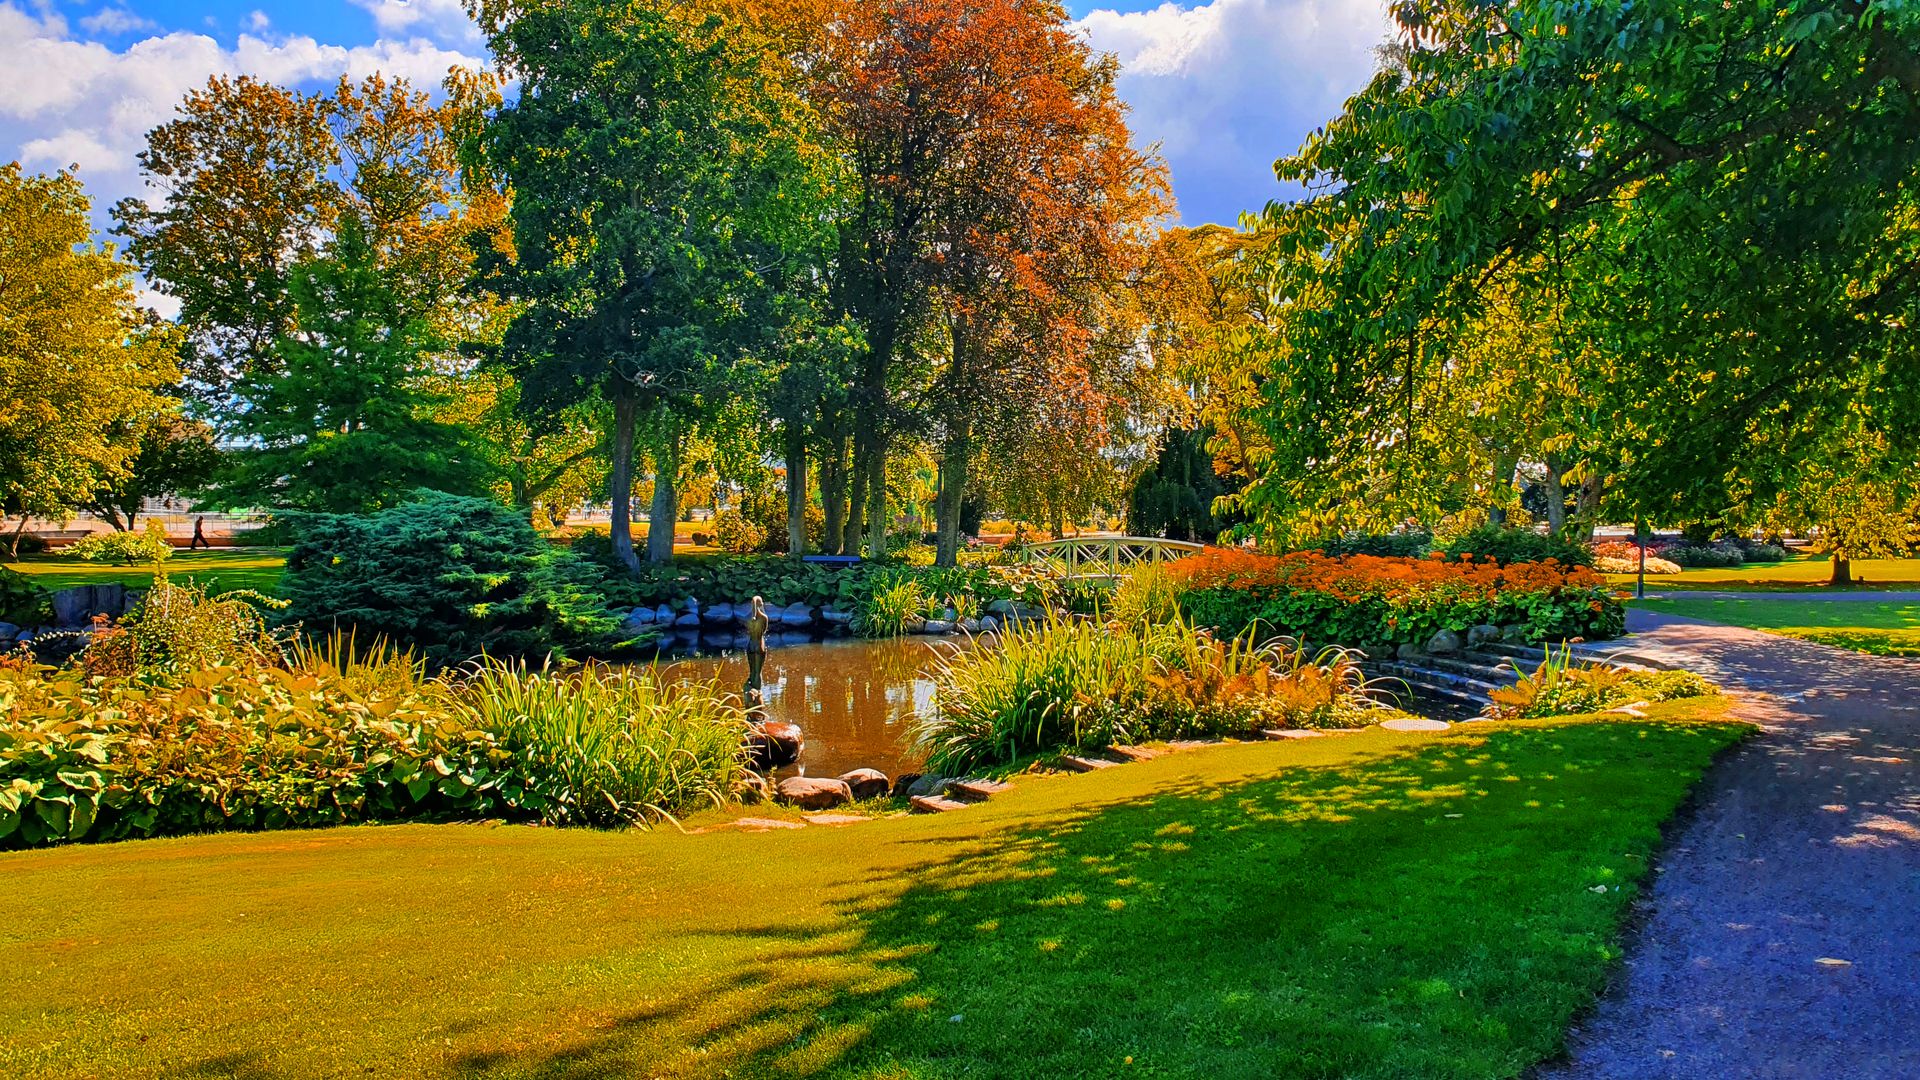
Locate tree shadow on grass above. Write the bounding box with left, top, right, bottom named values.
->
left=450, top=722, right=1740, bottom=1080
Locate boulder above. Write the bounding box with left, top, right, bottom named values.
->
left=1467, top=623, right=1501, bottom=647
left=748, top=720, right=804, bottom=768
left=891, top=773, right=923, bottom=796
left=1502, top=624, right=1532, bottom=644
left=903, top=615, right=928, bottom=634
left=902, top=774, right=952, bottom=799
left=781, top=602, right=814, bottom=627
left=920, top=619, right=955, bottom=635
left=655, top=604, right=675, bottom=624
left=674, top=609, right=702, bottom=629
left=837, top=768, right=891, bottom=800
left=820, top=608, right=854, bottom=626
left=1395, top=642, right=1423, bottom=661
left=958, top=618, right=981, bottom=634
left=986, top=598, right=1015, bottom=616
left=703, top=601, right=735, bottom=627
left=622, top=608, right=656, bottom=631
left=0, top=622, right=16, bottom=642
left=775, top=776, right=853, bottom=810
left=1425, top=629, right=1464, bottom=655
left=51, top=586, right=94, bottom=627
left=979, top=615, right=1000, bottom=633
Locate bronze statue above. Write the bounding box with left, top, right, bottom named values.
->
left=743, top=594, right=769, bottom=707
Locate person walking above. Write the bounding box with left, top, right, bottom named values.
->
left=189, top=516, right=209, bottom=551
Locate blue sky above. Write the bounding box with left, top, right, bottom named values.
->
left=1, top=0, right=1389, bottom=236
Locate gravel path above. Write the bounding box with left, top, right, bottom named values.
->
left=1538, top=611, right=1920, bottom=1079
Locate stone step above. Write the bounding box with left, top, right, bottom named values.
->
left=946, top=778, right=1011, bottom=803
left=1470, top=641, right=1668, bottom=672
left=1261, top=728, right=1327, bottom=740
left=909, top=795, right=971, bottom=813
left=1365, top=661, right=1506, bottom=696
left=1059, top=754, right=1118, bottom=773
left=1108, top=745, right=1163, bottom=763
left=1392, top=652, right=1516, bottom=682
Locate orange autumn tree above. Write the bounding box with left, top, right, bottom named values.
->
left=815, top=0, right=1169, bottom=562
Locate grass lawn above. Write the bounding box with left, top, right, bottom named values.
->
left=0, top=707, right=1746, bottom=1079
left=1634, top=596, right=1920, bottom=657
left=1603, top=552, right=1920, bottom=591
left=3, top=548, right=288, bottom=594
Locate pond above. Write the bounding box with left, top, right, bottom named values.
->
left=661, top=637, right=949, bottom=781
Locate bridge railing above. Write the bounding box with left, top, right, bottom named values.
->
left=1016, top=537, right=1205, bottom=580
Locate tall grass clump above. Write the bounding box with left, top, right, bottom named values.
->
left=454, top=661, right=750, bottom=826
left=918, top=613, right=1385, bottom=773
left=1109, top=563, right=1182, bottom=625
left=856, top=575, right=928, bottom=637
left=1485, top=648, right=1718, bottom=719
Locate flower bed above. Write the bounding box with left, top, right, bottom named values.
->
left=1168, top=548, right=1622, bottom=647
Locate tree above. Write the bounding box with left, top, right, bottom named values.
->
left=1230, top=1, right=1920, bottom=539
left=84, top=414, right=221, bottom=531
left=217, top=219, right=485, bottom=513
left=0, top=164, right=178, bottom=553
left=473, top=0, right=833, bottom=567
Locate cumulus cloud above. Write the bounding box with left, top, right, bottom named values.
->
left=1076, top=0, right=1390, bottom=224
left=0, top=2, right=484, bottom=223
left=348, top=0, right=483, bottom=47
left=79, top=6, right=159, bottom=36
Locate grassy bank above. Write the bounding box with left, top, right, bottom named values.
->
left=0, top=706, right=1745, bottom=1078
left=1603, top=553, right=1920, bottom=591
left=4, top=548, right=288, bottom=594
left=1634, top=596, right=1920, bottom=656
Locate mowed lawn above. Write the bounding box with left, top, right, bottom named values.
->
left=4, top=548, right=288, bottom=594
left=1603, top=553, right=1920, bottom=592
left=0, top=710, right=1746, bottom=1079
left=1634, top=596, right=1920, bottom=657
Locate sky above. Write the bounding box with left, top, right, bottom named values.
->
left=0, top=0, right=1390, bottom=238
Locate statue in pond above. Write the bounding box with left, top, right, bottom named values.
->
left=743, top=594, right=769, bottom=708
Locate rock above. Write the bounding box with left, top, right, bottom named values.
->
left=979, top=615, right=1000, bottom=633
left=910, top=795, right=970, bottom=813
left=674, top=610, right=702, bottom=629
left=891, top=773, right=923, bottom=796
left=0, top=623, right=16, bottom=642
left=1467, top=623, right=1501, bottom=647
left=1425, top=629, right=1464, bottom=655
left=903, top=615, right=927, bottom=633
left=947, top=778, right=1011, bottom=802
left=623, top=607, right=656, bottom=631
left=781, top=601, right=814, bottom=627
left=837, top=768, right=891, bottom=800
left=902, top=774, right=952, bottom=799
left=940, top=606, right=957, bottom=621
left=703, top=601, right=735, bottom=627
left=93, top=583, right=127, bottom=618
left=655, top=604, right=675, bottom=624
left=820, top=607, right=853, bottom=626
left=920, top=619, right=955, bottom=635
left=776, top=776, right=853, bottom=810
left=1502, top=624, right=1532, bottom=644
left=1395, top=642, right=1423, bottom=661
left=1059, top=755, right=1117, bottom=773
left=748, top=720, right=804, bottom=768
left=1378, top=717, right=1451, bottom=732
left=986, top=598, right=1015, bottom=616
left=958, top=618, right=981, bottom=634
left=51, top=586, right=94, bottom=627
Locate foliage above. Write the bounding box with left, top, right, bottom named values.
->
left=854, top=576, right=927, bottom=639
left=279, top=493, right=635, bottom=667
left=918, top=614, right=1383, bottom=772
left=0, top=643, right=747, bottom=849
left=1109, top=563, right=1183, bottom=627
left=80, top=574, right=289, bottom=679
left=450, top=660, right=747, bottom=827
left=83, top=413, right=221, bottom=532
left=1440, top=525, right=1593, bottom=568
left=1318, top=530, right=1435, bottom=559
left=0, top=567, right=49, bottom=626
left=1594, top=554, right=1682, bottom=576
left=1230, top=0, right=1920, bottom=538
left=218, top=219, right=488, bottom=513
left=1664, top=544, right=1744, bottom=570
left=1169, top=548, right=1621, bottom=647
left=0, top=165, right=179, bottom=529
left=66, top=521, right=174, bottom=567
left=1487, top=652, right=1718, bottom=720
left=711, top=510, right=768, bottom=556
left=1127, top=427, right=1234, bottom=543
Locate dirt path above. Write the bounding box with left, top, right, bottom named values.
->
left=1538, top=611, right=1920, bottom=1078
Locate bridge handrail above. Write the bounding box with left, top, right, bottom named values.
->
left=1015, top=537, right=1204, bottom=580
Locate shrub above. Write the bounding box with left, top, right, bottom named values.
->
left=82, top=575, right=289, bottom=678
left=1485, top=650, right=1718, bottom=719
left=1738, top=540, right=1791, bottom=563
left=279, top=492, right=634, bottom=667
left=1317, top=529, right=1434, bottom=559
left=0, top=567, right=49, bottom=625
left=1665, top=544, right=1743, bottom=569
left=1593, top=554, right=1683, bottom=575
left=10, top=533, right=47, bottom=554
left=856, top=576, right=926, bottom=637
left=1169, top=548, right=1621, bottom=647
left=1440, top=524, right=1593, bottom=567
left=917, top=614, right=1384, bottom=772
left=1110, top=563, right=1182, bottom=625
left=66, top=520, right=173, bottom=566
left=712, top=509, right=768, bottom=555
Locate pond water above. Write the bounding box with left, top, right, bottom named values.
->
left=661, top=637, right=951, bottom=781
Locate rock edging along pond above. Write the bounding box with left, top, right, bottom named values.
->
left=625, top=595, right=1050, bottom=642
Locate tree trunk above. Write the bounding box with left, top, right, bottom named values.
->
left=1543, top=454, right=1568, bottom=536
left=609, top=394, right=639, bottom=571
left=934, top=415, right=970, bottom=567
left=6, top=516, right=26, bottom=559
left=863, top=432, right=888, bottom=559
left=1573, top=467, right=1602, bottom=541
left=844, top=446, right=866, bottom=558
left=647, top=421, right=680, bottom=565
left=820, top=428, right=847, bottom=556
left=1488, top=454, right=1516, bottom=528
left=1831, top=553, right=1853, bottom=587
left=784, top=416, right=808, bottom=557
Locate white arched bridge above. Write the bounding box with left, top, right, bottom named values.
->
left=1016, top=536, right=1204, bottom=581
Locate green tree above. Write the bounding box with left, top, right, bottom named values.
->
left=0, top=164, right=178, bottom=553
left=1231, top=1, right=1920, bottom=539
left=83, top=414, right=221, bottom=531
left=472, top=0, right=833, bottom=567
left=218, top=219, right=484, bottom=513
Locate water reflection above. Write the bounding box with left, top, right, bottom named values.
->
left=660, top=638, right=954, bottom=780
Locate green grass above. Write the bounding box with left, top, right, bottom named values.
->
left=1634, top=596, right=1920, bottom=656
left=0, top=706, right=1746, bottom=1079
left=4, top=548, right=287, bottom=594
left=1603, top=552, right=1920, bottom=591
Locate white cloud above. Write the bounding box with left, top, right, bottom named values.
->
left=1076, top=0, right=1390, bottom=223
left=348, top=0, right=482, bottom=48
left=245, top=10, right=270, bottom=33
left=0, top=2, right=485, bottom=224
left=79, top=6, right=159, bottom=36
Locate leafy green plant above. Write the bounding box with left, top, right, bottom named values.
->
left=1485, top=650, right=1718, bottom=719
left=857, top=576, right=927, bottom=638
left=1110, top=563, right=1182, bottom=625
left=0, top=566, right=49, bottom=625
left=712, top=509, right=767, bottom=555
left=82, top=572, right=289, bottom=678
left=1317, top=529, right=1434, bottom=558
left=66, top=520, right=173, bottom=566
left=1439, top=525, right=1593, bottom=567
